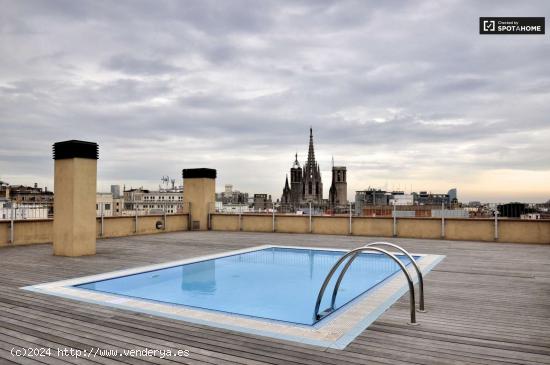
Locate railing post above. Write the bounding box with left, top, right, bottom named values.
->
left=100, top=203, right=104, bottom=237
left=309, top=202, right=312, bottom=233
left=441, top=201, right=445, bottom=238
left=349, top=202, right=352, bottom=235
left=164, top=204, right=167, bottom=231
left=207, top=202, right=211, bottom=230
left=272, top=203, right=276, bottom=232
left=392, top=202, right=397, bottom=237
left=10, top=207, right=15, bottom=244
left=494, top=210, right=499, bottom=240
left=187, top=202, right=192, bottom=231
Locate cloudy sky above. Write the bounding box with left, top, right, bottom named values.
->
left=1, top=0, right=549, bottom=202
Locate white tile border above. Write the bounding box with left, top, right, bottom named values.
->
left=22, top=245, right=445, bottom=349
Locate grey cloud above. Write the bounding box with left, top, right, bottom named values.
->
left=103, top=54, right=182, bottom=76
left=1, top=0, right=549, bottom=201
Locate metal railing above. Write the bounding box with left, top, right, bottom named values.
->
left=96, top=201, right=190, bottom=236
left=313, top=243, right=421, bottom=325
left=209, top=200, right=549, bottom=241
left=333, top=242, right=425, bottom=312
left=1, top=202, right=53, bottom=245
left=0, top=203, right=53, bottom=220
left=211, top=201, right=550, bottom=219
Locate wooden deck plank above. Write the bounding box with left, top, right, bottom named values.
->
left=0, top=231, right=549, bottom=365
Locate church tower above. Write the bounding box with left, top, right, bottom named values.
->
left=329, top=158, right=347, bottom=206
left=290, top=153, right=303, bottom=205
left=302, top=128, right=323, bottom=203
left=281, top=175, right=291, bottom=205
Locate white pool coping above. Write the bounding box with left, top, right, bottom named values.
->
left=22, top=245, right=445, bottom=349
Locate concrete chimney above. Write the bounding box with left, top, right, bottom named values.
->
left=182, top=168, right=216, bottom=231
left=52, top=140, right=98, bottom=256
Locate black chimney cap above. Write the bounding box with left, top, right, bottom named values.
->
left=53, top=140, right=98, bottom=160
left=182, top=168, right=217, bottom=179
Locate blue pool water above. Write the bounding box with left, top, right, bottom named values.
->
left=75, top=247, right=415, bottom=325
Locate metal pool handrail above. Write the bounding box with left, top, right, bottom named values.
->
left=313, top=246, right=417, bottom=325
left=330, top=242, right=425, bottom=312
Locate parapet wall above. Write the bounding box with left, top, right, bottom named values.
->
left=0, top=214, right=189, bottom=247
left=210, top=214, right=550, bottom=244
left=1, top=213, right=549, bottom=247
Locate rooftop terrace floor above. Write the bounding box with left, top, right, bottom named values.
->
left=0, top=231, right=549, bottom=365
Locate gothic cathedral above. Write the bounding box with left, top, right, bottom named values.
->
left=282, top=128, right=347, bottom=207
left=281, top=128, right=323, bottom=205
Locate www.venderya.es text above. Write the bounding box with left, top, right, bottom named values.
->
left=11, top=346, right=190, bottom=359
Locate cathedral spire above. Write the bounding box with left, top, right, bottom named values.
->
left=293, top=152, right=300, bottom=168
left=307, top=127, right=315, bottom=168
left=285, top=174, right=290, bottom=189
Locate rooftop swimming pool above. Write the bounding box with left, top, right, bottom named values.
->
left=24, top=245, right=444, bottom=349
left=75, top=247, right=418, bottom=325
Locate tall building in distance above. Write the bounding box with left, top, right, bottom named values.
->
left=281, top=128, right=337, bottom=207
left=302, top=128, right=323, bottom=203
left=110, top=184, right=122, bottom=199
left=329, top=160, right=347, bottom=206
left=290, top=153, right=303, bottom=203
left=281, top=175, right=291, bottom=204
left=216, top=184, right=249, bottom=204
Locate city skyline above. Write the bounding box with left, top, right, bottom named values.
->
left=1, top=1, right=549, bottom=202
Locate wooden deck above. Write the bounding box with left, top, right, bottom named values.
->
left=0, top=231, right=549, bottom=365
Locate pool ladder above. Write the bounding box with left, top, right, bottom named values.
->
left=313, top=242, right=425, bottom=325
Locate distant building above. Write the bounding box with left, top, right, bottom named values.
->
left=497, top=202, right=530, bottom=218
left=448, top=188, right=458, bottom=203
left=113, top=197, right=124, bottom=215
left=0, top=182, right=53, bottom=219
left=253, top=193, right=272, bottom=211
left=329, top=164, right=347, bottom=206
left=355, top=188, right=391, bottom=215
left=217, top=184, right=249, bottom=204
left=281, top=175, right=292, bottom=206
left=0, top=182, right=53, bottom=205
left=302, top=129, right=323, bottom=203
left=355, top=187, right=462, bottom=217
left=0, top=197, right=8, bottom=216
left=411, top=189, right=458, bottom=206
left=281, top=128, right=324, bottom=206
left=110, top=185, right=122, bottom=199
left=96, top=192, right=124, bottom=217
left=521, top=213, right=541, bottom=220
left=290, top=154, right=303, bottom=204
left=0, top=199, right=49, bottom=220
left=414, top=191, right=447, bottom=205
left=225, top=184, right=233, bottom=194
left=96, top=193, right=114, bottom=216
left=390, top=191, right=414, bottom=205
left=215, top=201, right=251, bottom=213
left=124, top=187, right=183, bottom=214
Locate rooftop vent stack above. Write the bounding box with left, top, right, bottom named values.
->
left=52, top=140, right=98, bottom=256
left=182, top=168, right=216, bottom=231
